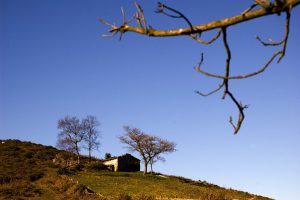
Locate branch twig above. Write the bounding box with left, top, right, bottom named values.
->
left=194, top=51, right=282, bottom=80
left=190, top=29, right=222, bottom=45
left=156, top=2, right=194, bottom=31
left=221, top=27, right=247, bottom=134
left=195, top=82, right=224, bottom=97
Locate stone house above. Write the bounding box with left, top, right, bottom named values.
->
left=103, top=153, right=140, bottom=172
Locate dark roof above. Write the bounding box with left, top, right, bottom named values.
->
left=102, top=153, right=140, bottom=162
left=119, top=153, right=140, bottom=161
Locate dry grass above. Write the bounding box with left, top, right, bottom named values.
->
left=74, top=171, right=272, bottom=200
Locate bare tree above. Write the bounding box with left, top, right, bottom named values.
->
left=57, top=116, right=85, bottom=164
left=82, top=115, right=100, bottom=163
left=119, top=126, right=150, bottom=175
left=145, top=137, right=176, bottom=174
left=100, top=0, right=300, bottom=134
left=119, top=126, right=176, bottom=175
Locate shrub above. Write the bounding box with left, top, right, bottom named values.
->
left=24, top=151, right=34, bottom=159
left=29, top=171, right=44, bottom=181
left=85, top=161, right=107, bottom=171
left=0, top=176, right=13, bottom=184
left=57, top=167, right=77, bottom=175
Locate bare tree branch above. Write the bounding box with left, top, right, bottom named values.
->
left=195, top=82, right=225, bottom=97
left=100, top=1, right=299, bottom=134
left=194, top=51, right=282, bottom=80
left=100, top=0, right=299, bottom=37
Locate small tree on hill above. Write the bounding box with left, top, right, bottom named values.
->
left=145, top=137, right=176, bottom=174
left=57, top=116, right=84, bottom=164
left=119, top=126, right=150, bottom=175
left=119, top=126, right=176, bottom=175
left=57, top=115, right=101, bottom=164
left=82, top=115, right=100, bottom=163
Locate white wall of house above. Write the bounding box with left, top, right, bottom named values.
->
left=103, top=159, right=118, bottom=171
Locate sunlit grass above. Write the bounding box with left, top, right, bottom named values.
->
left=74, top=171, right=271, bottom=199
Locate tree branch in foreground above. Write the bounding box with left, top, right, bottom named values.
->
left=100, top=0, right=298, bottom=134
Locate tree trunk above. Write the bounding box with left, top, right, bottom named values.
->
left=76, top=153, right=80, bottom=164
left=150, top=160, right=153, bottom=174
left=143, top=161, right=148, bottom=175
left=88, top=148, right=91, bottom=163
left=75, top=143, right=80, bottom=164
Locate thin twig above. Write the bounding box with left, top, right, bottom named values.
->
left=195, top=82, right=225, bottom=97
left=221, top=27, right=247, bottom=134
left=190, top=29, right=222, bottom=45
left=194, top=51, right=282, bottom=80
left=277, top=10, right=291, bottom=62
left=256, top=10, right=290, bottom=63
left=135, top=2, right=147, bottom=31
left=241, top=4, right=258, bottom=15
left=256, top=36, right=284, bottom=46
left=156, top=2, right=194, bottom=31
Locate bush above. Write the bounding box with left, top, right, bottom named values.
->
left=29, top=171, right=44, bottom=181
left=85, top=162, right=107, bottom=171
left=24, top=151, right=34, bottom=159
left=0, top=176, right=13, bottom=184
left=57, top=167, right=77, bottom=175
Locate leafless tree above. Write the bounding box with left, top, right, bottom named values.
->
left=82, top=115, right=100, bottom=163
left=144, top=137, right=176, bottom=174
left=119, top=126, right=176, bottom=175
left=57, top=116, right=85, bottom=164
left=100, top=0, right=300, bottom=134
left=119, top=126, right=150, bottom=175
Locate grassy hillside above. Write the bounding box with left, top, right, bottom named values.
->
left=0, top=139, right=98, bottom=200
left=0, top=139, right=272, bottom=200
left=74, top=171, right=271, bottom=200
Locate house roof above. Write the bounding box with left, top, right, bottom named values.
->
left=103, top=153, right=140, bottom=162
left=120, top=153, right=140, bottom=161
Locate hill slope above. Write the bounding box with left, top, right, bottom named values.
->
left=0, top=139, right=272, bottom=200
left=74, top=171, right=272, bottom=200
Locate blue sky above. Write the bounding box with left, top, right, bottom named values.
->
left=1, top=1, right=300, bottom=199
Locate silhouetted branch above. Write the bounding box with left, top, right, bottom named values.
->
left=256, top=10, right=290, bottom=62
left=135, top=2, right=148, bottom=31
left=190, top=29, right=222, bottom=45
left=156, top=2, right=194, bottom=31
left=220, top=27, right=248, bottom=134
left=278, top=10, right=291, bottom=62
left=194, top=51, right=282, bottom=80
left=195, top=82, right=224, bottom=97
left=241, top=3, right=258, bottom=15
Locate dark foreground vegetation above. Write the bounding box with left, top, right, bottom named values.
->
left=0, top=139, right=272, bottom=200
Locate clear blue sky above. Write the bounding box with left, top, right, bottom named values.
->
left=1, top=1, right=299, bottom=199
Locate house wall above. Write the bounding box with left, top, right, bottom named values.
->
left=102, top=154, right=140, bottom=172
left=118, top=156, right=140, bottom=172
left=103, top=159, right=118, bottom=171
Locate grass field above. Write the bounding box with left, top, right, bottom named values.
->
left=74, top=171, right=272, bottom=200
